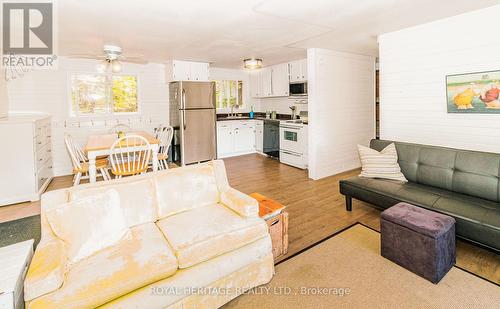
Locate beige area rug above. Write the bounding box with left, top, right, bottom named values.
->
left=225, top=224, right=500, bottom=309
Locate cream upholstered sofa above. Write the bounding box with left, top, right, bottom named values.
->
left=24, top=160, right=274, bottom=308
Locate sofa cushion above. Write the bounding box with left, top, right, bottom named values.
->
left=371, top=139, right=500, bottom=203
left=341, top=176, right=500, bottom=250
left=69, top=178, right=158, bottom=227
left=154, top=163, right=220, bottom=219
left=46, top=189, right=129, bottom=264
left=28, top=223, right=178, bottom=309
left=156, top=203, right=268, bottom=268
left=452, top=151, right=500, bottom=202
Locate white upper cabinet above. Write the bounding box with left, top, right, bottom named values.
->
left=189, top=62, right=210, bottom=81
left=289, top=59, right=307, bottom=83
left=167, top=60, right=210, bottom=82
left=271, top=63, right=289, bottom=97
left=260, top=67, right=273, bottom=97
left=249, top=59, right=307, bottom=98
left=250, top=71, right=261, bottom=98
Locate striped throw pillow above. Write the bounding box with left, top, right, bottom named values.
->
left=357, top=143, right=407, bottom=182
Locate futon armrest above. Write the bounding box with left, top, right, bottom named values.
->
left=24, top=238, right=67, bottom=302
left=220, top=188, right=259, bottom=218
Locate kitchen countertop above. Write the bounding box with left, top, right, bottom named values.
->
left=217, top=112, right=303, bottom=122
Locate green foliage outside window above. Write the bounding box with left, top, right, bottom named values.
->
left=71, top=74, right=138, bottom=115
left=215, top=80, right=243, bottom=109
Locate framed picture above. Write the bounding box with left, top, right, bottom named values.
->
left=446, top=70, right=500, bottom=113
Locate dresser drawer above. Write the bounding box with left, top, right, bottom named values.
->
left=35, top=119, right=51, bottom=150
left=37, top=161, right=52, bottom=191
left=35, top=143, right=52, bottom=171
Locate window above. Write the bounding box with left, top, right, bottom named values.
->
left=70, top=74, right=138, bottom=115
left=214, top=80, right=243, bottom=109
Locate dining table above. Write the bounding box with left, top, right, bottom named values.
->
left=84, top=131, right=160, bottom=183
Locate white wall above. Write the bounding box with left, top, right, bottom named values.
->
left=7, top=57, right=169, bottom=176
left=379, top=5, right=500, bottom=153
left=210, top=67, right=259, bottom=113
left=259, top=97, right=308, bottom=115
left=307, top=48, right=375, bottom=180
left=0, top=70, right=8, bottom=119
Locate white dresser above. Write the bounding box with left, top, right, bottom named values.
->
left=0, top=239, right=34, bottom=309
left=0, top=114, right=53, bottom=206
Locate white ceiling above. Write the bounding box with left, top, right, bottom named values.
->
left=59, top=0, right=500, bottom=68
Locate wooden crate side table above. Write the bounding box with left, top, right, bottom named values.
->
left=250, top=193, right=289, bottom=260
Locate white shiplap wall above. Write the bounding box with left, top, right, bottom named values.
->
left=307, top=48, right=375, bottom=180
left=7, top=57, right=169, bottom=176
left=0, top=70, right=7, bottom=119
left=379, top=5, right=500, bottom=153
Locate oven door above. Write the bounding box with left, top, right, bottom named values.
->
left=280, top=125, right=303, bottom=154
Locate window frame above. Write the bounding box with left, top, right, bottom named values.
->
left=213, top=79, right=244, bottom=111
left=68, top=71, right=142, bottom=117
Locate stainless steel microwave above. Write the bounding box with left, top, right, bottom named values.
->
left=289, top=82, right=307, bottom=96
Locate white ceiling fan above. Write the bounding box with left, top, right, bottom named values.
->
left=68, top=44, right=147, bottom=73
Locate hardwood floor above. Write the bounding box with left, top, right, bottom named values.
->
left=1, top=154, right=498, bottom=284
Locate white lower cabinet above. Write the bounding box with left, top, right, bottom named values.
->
left=217, top=120, right=260, bottom=158
left=255, top=120, right=263, bottom=153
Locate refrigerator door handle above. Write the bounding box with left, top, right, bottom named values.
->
left=183, top=109, right=187, bottom=130
left=181, top=88, right=186, bottom=110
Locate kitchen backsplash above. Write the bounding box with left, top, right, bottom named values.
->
left=258, top=97, right=308, bottom=115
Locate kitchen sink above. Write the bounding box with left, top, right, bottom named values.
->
left=225, top=116, right=249, bottom=119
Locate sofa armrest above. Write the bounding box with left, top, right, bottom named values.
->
left=24, top=238, right=66, bottom=302
left=220, top=188, right=259, bottom=218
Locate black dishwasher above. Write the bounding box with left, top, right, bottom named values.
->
left=263, top=120, right=280, bottom=159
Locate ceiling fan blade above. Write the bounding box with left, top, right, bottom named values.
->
left=67, top=54, right=105, bottom=60
left=119, top=56, right=148, bottom=64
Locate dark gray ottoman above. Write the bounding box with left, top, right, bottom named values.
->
left=381, top=202, right=456, bottom=284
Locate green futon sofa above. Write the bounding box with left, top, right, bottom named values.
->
left=340, top=139, right=500, bottom=252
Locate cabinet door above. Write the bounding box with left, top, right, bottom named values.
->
left=271, top=63, right=289, bottom=97
left=234, top=123, right=255, bottom=153
left=255, top=121, right=263, bottom=152
left=260, top=67, right=273, bottom=97
left=250, top=71, right=261, bottom=98
left=172, top=60, right=191, bottom=81
left=299, top=59, right=307, bottom=81
left=216, top=124, right=234, bottom=157
left=289, top=60, right=301, bottom=82
left=190, top=62, right=209, bottom=81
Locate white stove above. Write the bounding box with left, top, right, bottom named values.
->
left=279, top=120, right=308, bottom=169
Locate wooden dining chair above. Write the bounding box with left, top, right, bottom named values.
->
left=152, top=125, right=173, bottom=170
left=109, top=135, right=151, bottom=178
left=108, top=123, right=132, bottom=134
left=64, top=133, right=110, bottom=186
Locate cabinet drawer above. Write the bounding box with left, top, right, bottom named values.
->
left=280, top=150, right=306, bottom=169
left=35, top=119, right=51, bottom=150
left=37, top=161, right=52, bottom=191
left=36, top=143, right=51, bottom=170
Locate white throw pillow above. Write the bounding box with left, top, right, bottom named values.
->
left=46, top=189, right=129, bottom=264
left=357, top=143, right=407, bottom=182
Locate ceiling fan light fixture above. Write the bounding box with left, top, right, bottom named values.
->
left=96, top=60, right=108, bottom=73
left=244, top=58, right=262, bottom=70
left=111, top=60, right=122, bottom=73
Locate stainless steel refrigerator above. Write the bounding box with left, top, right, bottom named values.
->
left=169, top=81, right=217, bottom=166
